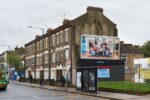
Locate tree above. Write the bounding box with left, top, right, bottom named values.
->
left=7, top=52, right=22, bottom=72
left=140, top=41, right=150, bottom=57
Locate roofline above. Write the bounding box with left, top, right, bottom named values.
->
left=25, top=21, right=72, bottom=47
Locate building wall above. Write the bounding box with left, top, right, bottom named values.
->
left=0, top=52, right=8, bottom=68
left=25, top=7, right=118, bottom=85
left=121, top=53, right=144, bottom=82
left=71, top=7, right=117, bottom=85
left=49, top=28, right=71, bottom=81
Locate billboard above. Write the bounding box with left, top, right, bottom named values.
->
left=81, top=35, right=120, bottom=59
left=134, top=58, right=150, bottom=83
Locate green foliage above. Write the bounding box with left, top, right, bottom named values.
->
left=7, top=52, right=22, bottom=72
left=98, top=81, right=150, bottom=92
left=140, top=41, right=150, bottom=57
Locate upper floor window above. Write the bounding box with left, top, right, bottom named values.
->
left=52, top=52, right=56, bottom=63
left=36, top=57, right=39, bottom=65
left=37, top=42, right=39, bottom=51
left=65, top=49, right=69, bottom=60
left=60, top=33, right=63, bottom=43
left=52, top=35, right=55, bottom=46
left=56, top=33, right=59, bottom=45
left=45, top=38, right=48, bottom=48
left=31, top=45, right=33, bottom=53
left=45, top=54, right=49, bottom=64
left=32, top=44, right=35, bottom=52
left=32, top=58, right=35, bottom=65
left=56, top=51, right=60, bottom=62
left=40, top=41, right=43, bottom=50
left=64, top=30, right=68, bottom=42
left=29, top=46, right=31, bottom=53
left=40, top=55, right=43, bottom=64
left=60, top=50, right=63, bottom=62
left=30, top=45, right=33, bottom=53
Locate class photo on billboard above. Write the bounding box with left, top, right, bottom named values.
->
left=81, top=35, right=120, bottom=59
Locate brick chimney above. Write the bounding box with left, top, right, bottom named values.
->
left=47, top=28, right=53, bottom=33
left=35, top=35, right=40, bottom=39
left=87, top=6, right=103, bottom=13
left=63, top=18, right=70, bottom=24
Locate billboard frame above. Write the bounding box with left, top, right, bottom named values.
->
left=80, top=34, right=120, bottom=60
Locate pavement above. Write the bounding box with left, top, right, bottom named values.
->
left=13, top=81, right=150, bottom=100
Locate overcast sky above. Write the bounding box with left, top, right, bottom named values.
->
left=0, top=0, right=150, bottom=53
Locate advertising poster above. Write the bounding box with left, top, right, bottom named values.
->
left=81, top=35, right=120, bottom=59
left=89, top=71, right=96, bottom=91
left=97, top=69, right=110, bottom=78
left=140, top=68, right=150, bottom=79
left=76, top=72, right=82, bottom=89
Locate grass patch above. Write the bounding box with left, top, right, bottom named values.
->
left=98, top=81, right=150, bottom=94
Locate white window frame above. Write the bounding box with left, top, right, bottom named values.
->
left=52, top=35, right=55, bottom=46
left=40, top=40, right=42, bottom=50
left=45, top=38, right=48, bottom=48
left=36, top=57, right=39, bottom=65
left=64, top=30, right=68, bottom=42
left=56, top=33, right=59, bottom=45
left=45, top=54, right=49, bottom=64
left=32, top=58, right=35, bottom=65
left=60, top=32, right=63, bottom=43
left=65, top=49, right=69, bottom=60
left=52, top=52, right=56, bottom=63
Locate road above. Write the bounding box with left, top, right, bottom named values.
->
left=0, top=84, right=109, bottom=100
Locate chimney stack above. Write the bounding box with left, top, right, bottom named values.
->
left=47, top=28, right=53, bottom=33
left=87, top=6, right=103, bottom=13
left=63, top=18, right=70, bottom=24
left=35, top=35, right=40, bottom=39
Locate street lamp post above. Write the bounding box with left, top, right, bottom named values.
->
left=27, top=26, right=44, bottom=35
left=0, top=45, right=10, bottom=51
left=27, top=26, right=45, bottom=80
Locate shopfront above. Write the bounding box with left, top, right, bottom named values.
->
left=76, top=59, right=124, bottom=93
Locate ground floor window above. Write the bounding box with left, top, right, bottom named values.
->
left=40, top=71, right=44, bottom=79
left=28, top=71, right=31, bottom=78
left=44, top=70, right=49, bottom=79
left=36, top=70, right=40, bottom=79
left=50, top=70, right=56, bottom=80
left=25, top=71, right=28, bottom=78
left=31, top=71, right=35, bottom=79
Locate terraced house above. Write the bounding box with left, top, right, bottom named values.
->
left=25, top=6, right=119, bottom=85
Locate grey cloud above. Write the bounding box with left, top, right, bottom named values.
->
left=0, top=0, right=150, bottom=52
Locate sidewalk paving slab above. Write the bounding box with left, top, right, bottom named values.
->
left=13, top=81, right=149, bottom=100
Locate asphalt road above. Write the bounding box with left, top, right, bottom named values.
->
left=0, top=84, right=109, bottom=100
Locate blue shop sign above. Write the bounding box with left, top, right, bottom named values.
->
left=97, top=69, right=110, bottom=78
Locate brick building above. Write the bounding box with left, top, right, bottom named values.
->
left=0, top=52, right=8, bottom=68
left=120, top=41, right=144, bottom=81
left=25, top=6, right=119, bottom=85
left=0, top=46, right=25, bottom=71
